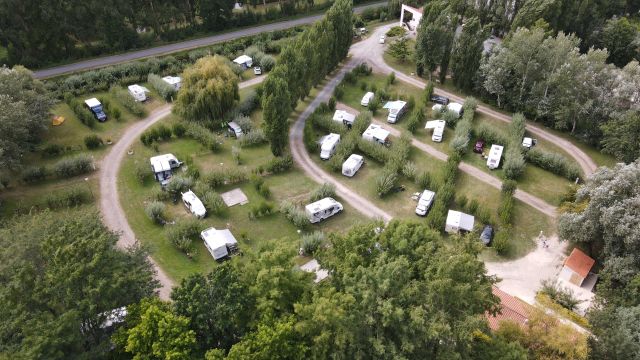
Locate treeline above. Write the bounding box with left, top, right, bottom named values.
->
left=0, top=0, right=365, bottom=67
left=262, top=0, right=354, bottom=156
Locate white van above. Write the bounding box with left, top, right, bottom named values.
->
left=128, top=84, right=149, bottom=102
left=181, top=190, right=206, bottom=218
left=342, top=154, right=364, bottom=177
left=305, top=197, right=344, bottom=224
left=320, top=133, right=341, bottom=160
left=361, top=92, right=374, bottom=106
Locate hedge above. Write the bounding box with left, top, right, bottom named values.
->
left=248, top=201, right=275, bottom=219
left=525, top=148, right=581, bottom=180
left=474, top=123, right=509, bottom=147
left=301, top=231, right=324, bottom=255
left=185, top=123, right=221, bottom=152
left=145, top=201, right=166, bottom=224
left=238, top=129, right=267, bottom=147
left=45, top=186, right=93, bottom=209
left=166, top=218, right=200, bottom=254
left=109, top=86, right=147, bottom=117
left=280, top=201, right=309, bottom=229
left=310, top=183, right=336, bottom=202
left=52, top=154, right=94, bottom=178
left=148, top=73, right=177, bottom=101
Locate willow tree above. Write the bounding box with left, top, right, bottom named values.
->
left=174, top=55, right=239, bottom=126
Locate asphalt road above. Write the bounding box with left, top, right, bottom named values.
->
left=33, top=1, right=385, bottom=79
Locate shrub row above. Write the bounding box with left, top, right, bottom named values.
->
left=109, top=86, right=147, bottom=117
left=280, top=201, right=309, bottom=229
left=525, top=148, right=581, bottom=181
left=426, top=155, right=462, bottom=230
left=310, top=183, right=336, bottom=202
left=45, top=186, right=93, bottom=209
left=248, top=201, right=275, bottom=219
left=204, top=169, right=248, bottom=189
left=502, top=113, right=527, bottom=180
left=148, top=73, right=177, bottom=101
left=473, top=123, right=509, bottom=147
left=449, top=98, right=477, bottom=155
left=53, top=154, right=95, bottom=178
left=185, top=123, right=221, bottom=152
left=238, top=129, right=267, bottom=147
left=263, top=155, right=293, bottom=174
left=166, top=218, right=200, bottom=254
left=64, top=93, right=97, bottom=128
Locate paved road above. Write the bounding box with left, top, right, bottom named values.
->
left=361, top=24, right=598, bottom=177
left=33, top=2, right=385, bottom=79
left=99, top=78, right=263, bottom=299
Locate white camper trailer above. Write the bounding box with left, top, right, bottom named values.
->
left=233, top=55, right=253, bottom=69
left=425, top=120, right=446, bottom=142
left=201, top=227, right=239, bottom=260
left=127, top=84, right=150, bottom=102
left=305, top=197, right=344, bottom=224
left=362, top=124, right=390, bottom=145
left=522, top=137, right=537, bottom=149
left=227, top=121, right=243, bottom=138
left=486, top=144, right=504, bottom=170
left=320, top=133, right=341, bottom=160
left=445, top=210, right=475, bottom=234
left=162, top=76, right=182, bottom=90
left=181, top=190, right=207, bottom=218
left=432, top=102, right=463, bottom=117
left=332, top=110, right=356, bottom=126
left=383, top=100, right=407, bottom=123
left=342, top=154, right=364, bottom=177
left=150, top=154, right=183, bottom=186
left=361, top=92, right=374, bottom=106
left=415, top=190, right=436, bottom=216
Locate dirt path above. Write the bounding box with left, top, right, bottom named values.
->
left=99, top=78, right=264, bottom=300
left=356, top=24, right=598, bottom=177
left=336, top=103, right=557, bottom=217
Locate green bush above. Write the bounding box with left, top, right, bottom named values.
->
left=492, top=228, right=510, bottom=255
left=44, top=186, right=92, bottom=209
left=248, top=201, right=275, bottom=219
left=303, top=120, right=318, bottom=152
left=280, top=201, right=309, bottom=229
left=265, top=155, right=293, bottom=174
left=525, top=148, right=581, bottom=180
left=467, top=199, right=479, bottom=214
left=165, top=175, right=194, bottom=194
left=401, top=161, right=417, bottom=181
left=386, top=72, right=395, bottom=85
left=386, top=26, right=407, bottom=37
left=203, top=191, right=226, bottom=216
left=236, top=91, right=259, bottom=116
left=21, top=166, right=48, bottom=183
left=498, top=195, right=515, bottom=225
left=185, top=123, right=221, bottom=152
left=310, top=112, right=345, bottom=134
left=52, top=154, right=94, bottom=178
left=148, top=73, right=177, bottom=101
left=109, top=86, right=147, bottom=117
left=145, top=201, right=166, bottom=224
left=134, top=161, right=151, bottom=184
left=84, top=134, right=103, bottom=149
left=65, top=95, right=97, bottom=128
left=232, top=146, right=241, bottom=165
left=423, top=81, right=434, bottom=104
left=368, top=96, right=380, bottom=114
left=172, top=123, right=186, bottom=137
left=416, top=171, right=432, bottom=189
left=474, top=123, right=509, bottom=146
left=406, top=108, right=424, bottom=134
left=41, top=143, right=65, bottom=158
left=352, top=112, right=372, bottom=134
left=456, top=195, right=468, bottom=209
left=503, top=147, right=526, bottom=180
left=260, top=55, right=276, bottom=71
left=234, top=115, right=253, bottom=133
left=540, top=279, right=581, bottom=311
left=156, top=125, right=172, bottom=140
left=375, top=169, right=398, bottom=197
left=357, top=138, right=389, bottom=163
left=333, top=85, right=344, bottom=100
left=301, top=231, right=324, bottom=255
left=251, top=175, right=271, bottom=199
left=310, top=183, right=336, bottom=202
left=166, top=218, right=200, bottom=254
left=501, top=179, right=517, bottom=195
left=238, top=129, right=267, bottom=147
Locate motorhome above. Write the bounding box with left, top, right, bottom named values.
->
left=332, top=109, right=356, bottom=127
left=432, top=102, right=463, bottom=117
left=342, top=154, right=364, bottom=177
left=150, top=154, right=183, bottom=186
left=201, top=227, right=239, bottom=260
left=227, top=121, right=243, bottom=138
left=162, top=76, right=182, bottom=90
left=84, top=98, right=107, bottom=122
left=383, top=100, right=407, bottom=123
left=181, top=190, right=207, bottom=218
left=415, top=190, right=436, bottom=216
left=362, top=124, right=390, bottom=145
left=445, top=210, right=475, bottom=234
left=361, top=92, right=374, bottom=106
left=486, top=144, right=504, bottom=170
left=425, top=120, right=446, bottom=142
left=127, top=84, right=150, bottom=102
left=305, top=197, right=344, bottom=223
left=320, top=133, right=341, bottom=160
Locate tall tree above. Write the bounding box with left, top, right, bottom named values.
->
left=388, top=36, right=411, bottom=62
left=261, top=75, right=292, bottom=156
left=199, top=0, right=234, bottom=31
left=601, top=110, right=640, bottom=163
left=225, top=316, right=307, bottom=359
left=415, top=12, right=455, bottom=80
left=451, top=17, right=485, bottom=92
left=599, top=16, right=639, bottom=67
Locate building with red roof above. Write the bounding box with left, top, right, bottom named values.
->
left=486, top=286, right=530, bottom=331
left=559, top=248, right=595, bottom=287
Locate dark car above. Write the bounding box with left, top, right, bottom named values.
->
left=430, top=95, right=450, bottom=105
left=474, top=139, right=485, bottom=153
left=480, top=225, right=494, bottom=245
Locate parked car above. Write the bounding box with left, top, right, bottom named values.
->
left=253, top=66, right=262, bottom=75
left=480, top=225, right=494, bottom=245
left=379, top=35, right=386, bottom=44
left=474, top=139, right=485, bottom=153
left=430, top=95, right=450, bottom=105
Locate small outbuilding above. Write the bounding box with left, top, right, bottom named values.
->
left=559, top=248, right=596, bottom=288
left=201, top=227, right=239, bottom=261
left=162, top=76, right=182, bottom=90
left=233, top=55, right=253, bottom=69
left=333, top=109, right=356, bottom=126
left=181, top=190, right=206, bottom=218
left=445, top=210, right=475, bottom=234
left=150, top=154, right=182, bottom=186
left=362, top=124, right=390, bottom=145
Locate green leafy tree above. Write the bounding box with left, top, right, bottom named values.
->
left=388, top=36, right=411, bottom=62
left=262, top=76, right=292, bottom=156
left=226, top=316, right=307, bottom=360
left=416, top=13, right=455, bottom=81
left=451, top=17, right=485, bottom=92
left=174, top=55, right=239, bottom=125
left=600, top=16, right=638, bottom=67
left=200, top=0, right=234, bottom=31
left=601, top=110, right=640, bottom=163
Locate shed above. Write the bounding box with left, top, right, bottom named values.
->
left=445, top=210, right=475, bottom=234
left=333, top=109, right=356, bottom=126
left=162, top=76, right=182, bottom=90
left=362, top=124, right=390, bottom=144
left=233, top=55, right=253, bottom=69
left=559, top=248, right=595, bottom=287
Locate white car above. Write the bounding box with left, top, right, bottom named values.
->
left=253, top=66, right=262, bottom=75
left=379, top=35, right=386, bottom=44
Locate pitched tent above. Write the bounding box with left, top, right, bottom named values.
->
left=233, top=55, right=253, bottom=68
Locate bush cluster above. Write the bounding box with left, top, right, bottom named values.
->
left=203, top=168, right=247, bottom=189
left=264, top=155, right=293, bottom=174
left=301, top=231, right=324, bottom=255
left=52, top=154, right=94, bottom=178
left=21, top=166, right=47, bottom=183
left=41, top=144, right=65, bottom=158
left=386, top=26, right=407, bottom=37
left=502, top=113, right=527, bottom=180
left=84, top=134, right=103, bottom=150
left=185, top=123, right=221, bottom=152
left=166, top=218, right=200, bottom=254
left=238, top=129, right=267, bottom=147
left=473, top=123, right=509, bottom=147
left=375, top=168, right=399, bottom=197
left=148, top=73, right=177, bottom=101
left=109, top=86, right=147, bottom=117
left=492, top=228, right=510, bottom=255
left=540, top=279, right=581, bottom=311
left=310, top=112, right=345, bottom=135
left=202, top=190, right=226, bottom=216
left=525, top=148, right=581, bottom=180
left=449, top=98, right=477, bottom=155
left=64, top=93, right=97, bottom=128
left=426, top=155, right=461, bottom=230
left=310, top=183, right=336, bottom=202
left=248, top=201, right=275, bottom=219
left=251, top=175, right=271, bottom=198
left=280, top=201, right=309, bottom=229
left=45, top=186, right=93, bottom=209
left=405, top=108, right=424, bottom=134
left=303, top=119, right=318, bottom=153
left=145, top=201, right=166, bottom=225
left=165, top=175, right=194, bottom=194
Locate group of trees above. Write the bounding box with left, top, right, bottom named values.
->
left=0, top=66, right=54, bottom=170
left=262, top=0, right=353, bottom=156
left=558, top=160, right=640, bottom=359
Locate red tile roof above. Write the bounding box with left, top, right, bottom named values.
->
left=564, top=248, right=595, bottom=279
left=486, top=286, right=529, bottom=331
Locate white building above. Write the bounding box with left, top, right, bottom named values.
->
left=362, top=124, right=390, bottom=145
left=201, top=227, right=239, bottom=260
left=150, top=154, right=182, bottom=186
left=233, top=55, right=253, bottom=69
left=162, top=76, right=182, bottom=90
left=399, top=4, right=423, bottom=32
left=445, top=210, right=475, bottom=234
left=332, top=109, right=356, bottom=126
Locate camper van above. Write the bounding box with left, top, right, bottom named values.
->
left=425, top=120, right=446, bottom=142
left=332, top=110, right=356, bottom=127
left=150, top=154, right=183, bottom=186
left=445, top=210, right=475, bottom=234
left=320, top=133, right=341, bottom=160
left=342, top=154, right=364, bottom=177
left=201, top=227, right=239, bottom=261
left=522, top=137, right=537, bottom=149
left=162, top=76, right=182, bottom=90
left=305, top=197, right=344, bottom=224
left=383, top=100, right=407, bottom=123
left=361, top=92, right=374, bottom=106
left=362, top=124, right=390, bottom=145
left=128, top=84, right=149, bottom=102
left=486, top=144, right=504, bottom=170
left=181, top=190, right=206, bottom=218
left=432, top=102, right=463, bottom=118
left=415, top=190, right=436, bottom=216
left=84, top=98, right=107, bottom=122
left=227, top=121, right=243, bottom=138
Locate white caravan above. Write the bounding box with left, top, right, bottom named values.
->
left=383, top=100, right=407, bottom=123
left=332, top=109, right=356, bottom=126
left=320, top=133, right=341, bottom=160
left=445, top=210, right=475, bottom=234
left=181, top=190, right=207, bottom=218
left=342, top=154, right=364, bottom=177
left=415, top=190, right=436, bottom=216
left=162, top=76, right=182, bottom=90
left=425, top=120, right=446, bottom=142
left=127, top=84, right=150, bottom=102
left=305, top=197, right=344, bottom=224
left=362, top=124, right=390, bottom=145
left=432, top=102, right=463, bottom=117
left=522, top=137, right=537, bottom=149
left=201, top=227, right=239, bottom=260
left=227, top=121, right=243, bottom=138
left=486, top=144, right=504, bottom=170
left=361, top=92, right=374, bottom=106
left=150, top=154, right=183, bottom=186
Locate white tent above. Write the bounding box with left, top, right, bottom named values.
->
left=332, top=109, right=356, bottom=125
left=362, top=124, right=390, bottom=144
left=233, top=55, right=253, bottom=68
left=445, top=210, right=475, bottom=234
